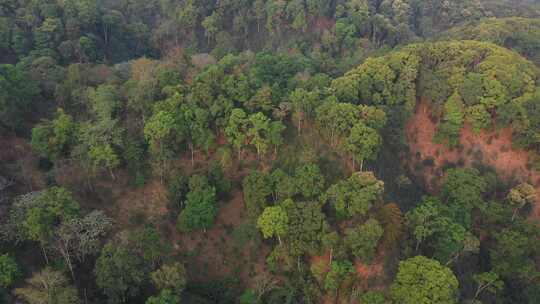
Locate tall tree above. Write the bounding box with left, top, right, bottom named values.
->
left=344, top=122, right=381, bottom=170
left=257, top=206, right=289, bottom=245
left=344, top=219, right=383, bottom=263
left=94, top=242, right=146, bottom=304
left=390, top=256, right=459, bottom=304
left=325, top=171, right=383, bottom=218
left=177, top=175, right=218, bottom=232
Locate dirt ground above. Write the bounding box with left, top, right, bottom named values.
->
left=405, top=101, right=540, bottom=221
left=170, top=189, right=270, bottom=285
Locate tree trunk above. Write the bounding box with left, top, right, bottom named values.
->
left=511, top=207, right=519, bottom=221
left=190, top=143, right=194, bottom=167
left=41, top=244, right=49, bottom=264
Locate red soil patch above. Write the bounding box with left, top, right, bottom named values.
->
left=405, top=101, right=540, bottom=221
left=0, top=134, right=45, bottom=191
left=114, top=180, right=168, bottom=222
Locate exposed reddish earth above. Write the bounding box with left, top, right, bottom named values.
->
left=405, top=101, right=540, bottom=222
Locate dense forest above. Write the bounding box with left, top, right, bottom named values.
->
left=1, top=0, right=540, bottom=303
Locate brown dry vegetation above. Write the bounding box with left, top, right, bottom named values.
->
left=405, top=101, right=540, bottom=221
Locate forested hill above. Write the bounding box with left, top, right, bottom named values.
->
left=1, top=0, right=539, bottom=66
left=1, top=1, right=540, bottom=304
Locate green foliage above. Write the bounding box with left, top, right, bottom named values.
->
left=332, top=40, right=539, bottom=149
left=145, top=289, right=180, bottom=304
left=0, top=254, right=20, bottom=288
left=390, top=256, right=459, bottom=304
left=0, top=64, right=40, bottom=130
left=473, top=271, right=503, bottom=299
left=435, top=92, right=464, bottom=146
left=325, top=171, right=383, bottom=218
left=345, top=122, right=381, bottom=168
left=167, top=172, right=189, bottom=211
left=315, top=100, right=359, bottom=146
left=376, top=203, right=404, bottom=249
left=323, top=260, right=354, bottom=294
left=359, top=291, right=386, bottom=304
left=242, top=171, right=272, bottom=219
left=257, top=206, right=288, bottom=243
left=344, top=219, right=383, bottom=263
left=281, top=199, right=328, bottom=256
left=293, top=164, right=325, bottom=199
left=444, top=17, right=540, bottom=62
left=31, top=108, right=78, bottom=160
left=23, top=187, right=80, bottom=244
left=130, top=225, right=170, bottom=267
left=177, top=175, right=218, bottom=232
left=490, top=225, right=540, bottom=280
left=94, top=242, right=146, bottom=304
left=405, top=196, right=476, bottom=263
left=239, top=289, right=258, bottom=304
left=441, top=168, right=487, bottom=214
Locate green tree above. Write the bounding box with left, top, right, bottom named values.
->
left=22, top=187, right=80, bottom=262
left=247, top=112, right=271, bottom=158
left=344, top=122, right=381, bottom=170
left=324, top=260, right=355, bottom=295
left=344, top=219, right=383, bottom=263
left=257, top=206, right=288, bottom=245
left=390, top=256, right=459, bottom=304
left=202, top=12, right=220, bottom=44
left=490, top=227, right=539, bottom=280
left=289, top=88, right=320, bottom=133
left=87, top=85, right=120, bottom=121
left=31, top=108, right=78, bottom=160
left=436, top=91, right=465, bottom=147
left=325, top=171, right=383, bottom=218
left=130, top=225, right=170, bottom=267
left=315, top=100, right=359, bottom=147
left=88, top=144, right=120, bottom=179
left=146, top=289, right=180, bottom=304
left=360, top=291, right=386, bottom=304
left=144, top=110, right=177, bottom=184
left=441, top=168, right=486, bottom=214
left=243, top=171, right=272, bottom=219
left=94, top=242, right=146, bottom=304
left=472, top=271, right=503, bottom=301
left=405, top=197, right=441, bottom=252
left=294, top=164, right=325, bottom=200
left=177, top=175, right=217, bottom=232
left=225, top=108, right=248, bottom=158
left=0, top=254, right=20, bottom=288
left=281, top=199, right=328, bottom=256
left=0, top=64, right=40, bottom=130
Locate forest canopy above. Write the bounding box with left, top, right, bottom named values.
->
left=0, top=0, right=539, bottom=304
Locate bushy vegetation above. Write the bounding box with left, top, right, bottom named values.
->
left=0, top=0, right=539, bottom=303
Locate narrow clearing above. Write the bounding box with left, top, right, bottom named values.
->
left=405, top=101, right=540, bottom=221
